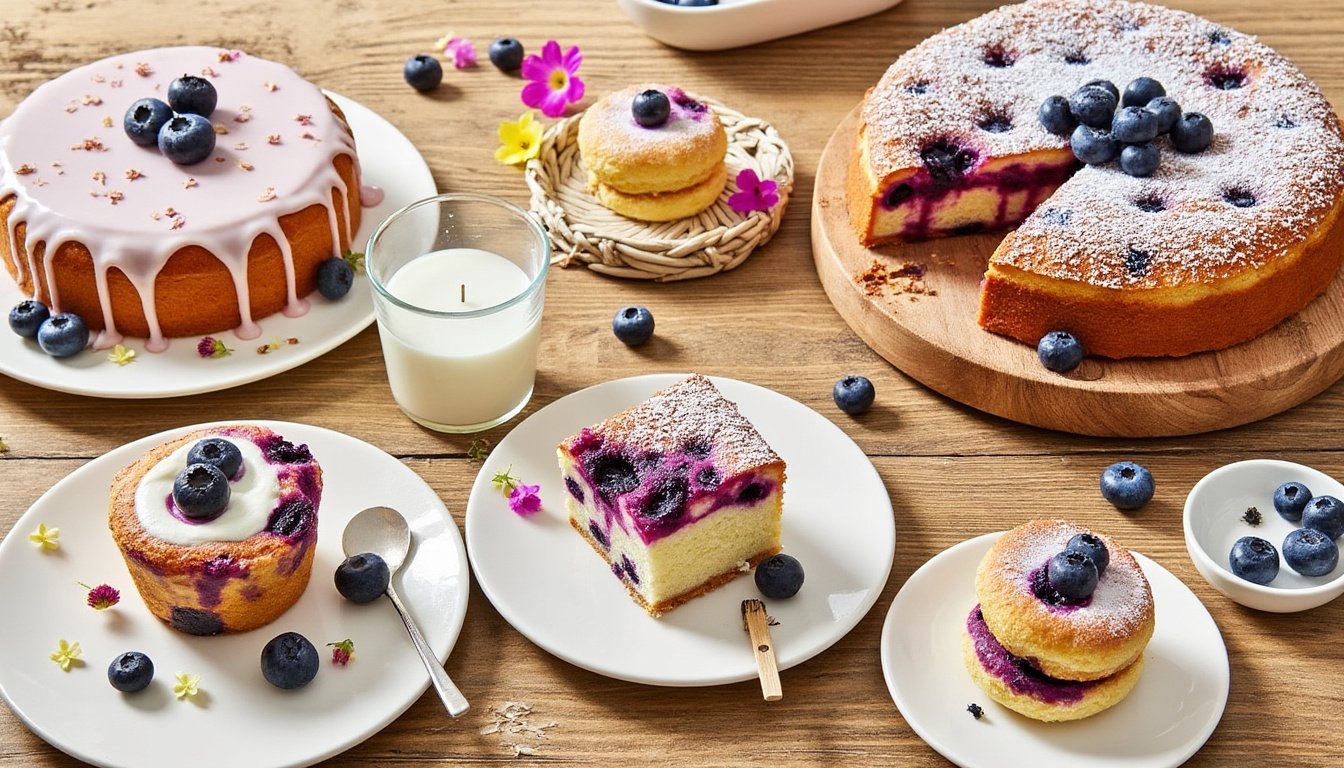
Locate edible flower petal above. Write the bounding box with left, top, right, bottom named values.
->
left=727, top=168, right=780, bottom=216
left=107, top=344, right=136, bottom=366
left=494, top=111, right=543, bottom=166
left=173, top=671, right=200, bottom=700
left=444, top=36, right=478, bottom=69
left=520, top=40, right=584, bottom=118
left=82, top=582, right=121, bottom=610
left=508, top=484, right=542, bottom=516
left=29, top=523, right=60, bottom=551
left=50, top=639, right=82, bottom=671
left=328, top=638, right=355, bottom=666
left=197, top=337, right=233, bottom=359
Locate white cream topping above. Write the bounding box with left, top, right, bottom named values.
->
left=134, top=436, right=280, bottom=545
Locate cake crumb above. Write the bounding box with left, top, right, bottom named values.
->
left=125, top=168, right=143, bottom=181
left=110, top=79, right=123, bottom=88
left=200, top=66, right=218, bottom=78
left=967, top=703, right=985, bottom=720
left=857, top=259, right=936, bottom=298
left=64, top=101, right=79, bottom=113
left=81, top=94, right=102, bottom=106
left=134, top=62, right=152, bottom=77
left=101, top=116, right=113, bottom=128
left=234, top=106, right=253, bottom=123
left=263, top=80, right=278, bottom=92
left=15, top=164, right=35, bottom=175
left=1242, top=506, right=1262, bottom=526
left=234, top=142, right=249, bottom=151
left=213, top=124, right=229, bottom=135
left=237, top=161, right=254, bottom=172
left=482, top=702, right=559, bottom=758
left=294, top=113, right=313, bottom=126
left=257, top=186, right=276, bottom=202
left=92, top=171, right=106, bottom=185
left=70, top=138, right=107, bottom=152
left=267, top=134, right=282, bottom=145
left=108, top=190, right=124, bottom=205
left=183, top=178, right=198, bottom=189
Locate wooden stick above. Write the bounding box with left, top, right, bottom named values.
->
left=741, top=599, right=782, bottom=701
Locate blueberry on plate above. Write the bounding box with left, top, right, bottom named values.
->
left=157, top=113, right=217, bottom=165
left=172, top=463, right=231, bottom=520
left=1282, top=528, right=1339, bottom=577
left=1171, top=112, right=1215, bottom=153
left=1119, top=142, right=1161, bottom=177
left=316, top=256, right=354, bottom=300
left=1229, top=536, right=1279, bottom=584
left=335, top=552, right=390, bottom=603
left=1064, top=532, right=1110, bottom=577
left=36, top=312, right=89, bottom=358
left=1069, top=124, right=1119, bottom=165
left=1047, top=550, right=1099, bottom=600
left=755, top=553, right=804, bottom=599
left=167, top=75, right=218, bottom=117
left=8, top=299, right=50, bottom=338
left=123, top=97, right=173, bottom=146
left=403, top=54, right=443, bottom=92
left=612, top=306, right=655, bottom=346
left=1302, top=495, right=1344, bottom=540
left=832, top=375, right=876, bottom=415
left=1069, top=83, right=1118, bottom=128
left=1111, top=105, right=1161, bottom=144
left=1145, top=96, right=1182, bottom=134
left=632, top=89, right=671, bottom=128
left=260, top=631, right=319, bottom=690
left=1081, top=79, right=1120, bottom=101
left=1038, top=95, right=1077, bottom=137
left=1272, top=481, right=1312, bottom=522
left=187, top=437, right=243, bottom=479
left=1037, top=330, right=1084, bottom=373
left=107, top=651, right=154, bottom=693
left=1121, top=76, right=1166, bottom=108
left=487, top=38, right=525, bottom=72
left=1099, top=461, right=1155, bottom=511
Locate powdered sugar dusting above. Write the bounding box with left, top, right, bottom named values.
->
left=861, top=0, right=1344, bottom=289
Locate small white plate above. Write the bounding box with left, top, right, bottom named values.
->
left=0, top=93, right=436, bottom=398
left=0, top=421, right=468, bottom=768
left=617, top=0, right=906, bottom=51
left=881, top=532, right=1229, bottom=768
left=465, top=373, right=894, bottom=686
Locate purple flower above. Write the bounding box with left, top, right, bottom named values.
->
left=508, top=484, right=542, bottom=516
left=444, top=37, right=477, bottom=69
left=520, top=40, right=584, bottom=118
left=727, top=168, right=780, bottom=216
left=84, top=583, right=120, bottom=610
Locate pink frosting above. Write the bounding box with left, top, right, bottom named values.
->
left=0, top=47, right=359, bottom=351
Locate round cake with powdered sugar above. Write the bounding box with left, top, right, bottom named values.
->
left=848, top=0, right=1344, bottom=358
left=0, top=47, right=363, bottom=351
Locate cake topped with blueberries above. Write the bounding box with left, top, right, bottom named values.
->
left=848, top=0, right=1344, bottom=359
left=556, top=374, right=786, bottom=617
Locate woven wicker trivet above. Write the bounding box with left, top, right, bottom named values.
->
left=524, top=102, right=794, bottom=281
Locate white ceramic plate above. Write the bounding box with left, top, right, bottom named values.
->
left=881, top=532, right=1229, bottom=768
left=0, top=421, right=468, bottom=768
left=465, top=373, right=894, bottom=686
left=617, top=0, right=905, bottom=51
left=0, top=93, right=436, bottom=398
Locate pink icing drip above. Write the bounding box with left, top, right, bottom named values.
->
left=359, top=184, right=383, bottom=207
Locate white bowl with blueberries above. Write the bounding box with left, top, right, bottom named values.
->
left=1184, top=460, right=1344, bottom=612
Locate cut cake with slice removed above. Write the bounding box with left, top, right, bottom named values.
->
left=556, top=374, right=785, bottom=617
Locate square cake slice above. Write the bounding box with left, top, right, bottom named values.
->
left=557, top=374, right=785, bottom=617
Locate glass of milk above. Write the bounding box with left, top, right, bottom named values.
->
left=365, top=193, right=550, bottom=433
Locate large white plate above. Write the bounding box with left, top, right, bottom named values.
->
left=0, top=421, right=468, bottom=768
left=0, top=93, right=436, bottom=398
left=465, top=373, right=894, bottom=686
left=881, top=532, right=1229, bottom=768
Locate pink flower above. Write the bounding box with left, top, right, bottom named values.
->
left=727, top=169, right=780, bottom=216
left=443, top=37, right=477, bottom=69
left=520, top=40, right=584, bottom=118
left=83, top=583, right=120, bottom=610
left=508, top=484, right=542, bottom=516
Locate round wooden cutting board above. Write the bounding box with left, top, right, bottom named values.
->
left=811, top=105, right=1344, bottom=437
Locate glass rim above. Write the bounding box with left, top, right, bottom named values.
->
left=364, top=192, right=551, bottom=319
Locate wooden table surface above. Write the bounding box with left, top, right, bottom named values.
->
left=2, top=0, right=1343, bottom=765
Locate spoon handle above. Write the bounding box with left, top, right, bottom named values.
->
left=385, top=583, right=470, bottom=717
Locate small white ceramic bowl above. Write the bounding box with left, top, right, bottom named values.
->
left=1184, top=459, right=1344, bottom=612
left=618, top=0, right=905, bottom=51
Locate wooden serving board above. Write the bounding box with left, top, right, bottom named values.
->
left=811, top=105, right=1344, bottom=437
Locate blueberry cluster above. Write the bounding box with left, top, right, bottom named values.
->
left=171, top=438, right=245, bottom=521
left=1040, top=533, right=1111, bottom=602
left=1039, top=77, right=1214, bottom=177
left=1230, top=482, right=1343, bottom=584
left=8, top=299, right=89, bottom=358
left=123, top=76, right=219, bottom=165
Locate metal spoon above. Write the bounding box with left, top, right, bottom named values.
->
left=342, top=505, right=470, bottom=717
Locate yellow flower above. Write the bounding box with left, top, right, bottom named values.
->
left=495, top=111, right=543, bottom=166
left=107, top=344, right=136, bottom=366
left=174, top=671, right=201, bottom=700
left=29, top=523, right=60, bottom=551
left=50, top=639, right=82, bottom=671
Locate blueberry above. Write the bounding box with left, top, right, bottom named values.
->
left=172, top=463, right=231, bottom=520
left=920, top=141, right=977, bottom=182
left=107, top=651, right=154, bottom=693
left=1037, top=330, right=1084, bottom=373
left=1069, top=124, right=1119, bottom=165
left=123, top=97, right=173, bottom=146
left=316, top=256, right=354, bottom=300
left=1069, top=84, right=1118, bottom=128
left=640, top=475, right=689, bottom=522
left=403, top=54, right=443, bottom=92
left=170, top=606, right=224, bottom=636
left=1064, top=532, right=1110, bottom=577
left=632, top=89, right=671, bottom=128
left=267, top=498, right=314, bottom=537
left=187, top=437, right=243, bottom=479
left=1146, top=96, right=1182, bottom=134
left=1171, top=112, right=1215, bottom=153
left=1119, top=142, right=1161, bottom=177
left=260, top=631, right=320, bottom=690
left=487, top=38, right=525, bottom=72
left=167, top=76, right=218, bottom=117
left=755, top=553, right=804, bottom=599
left=590, top=454, right=639, bottom=497
left=1272, top=482, right=1313, bottom=522
left=1111, top=106, right=1160, bottom=144
left=1038, top=95, right=1077, bottom=137
left=36, top=312, right=89, bottom=358
left=1283, top=528, right=1339, bottom=577
left=1121, top=77, right=1166, bottom=108
left=1302, top=495, right=1344, bottom=540
left=677, top=0, right=719, bottom=5
left=1081, top=79, right=1120, bottom=101
left=830, top=375, right=876, bottom=415
left=335, top=552, right=390, bottom=603
left=1047, top=550, right=1099, bottom=600
left=8, top=299, right=50, bottom=338
left=1229, top=536, right=1280, bottom=584
left=1100, top=461, right=1155, bottom=511
left=157, top=113, right=216, bottom=165
left=612, top=306, right=655, bottom=346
